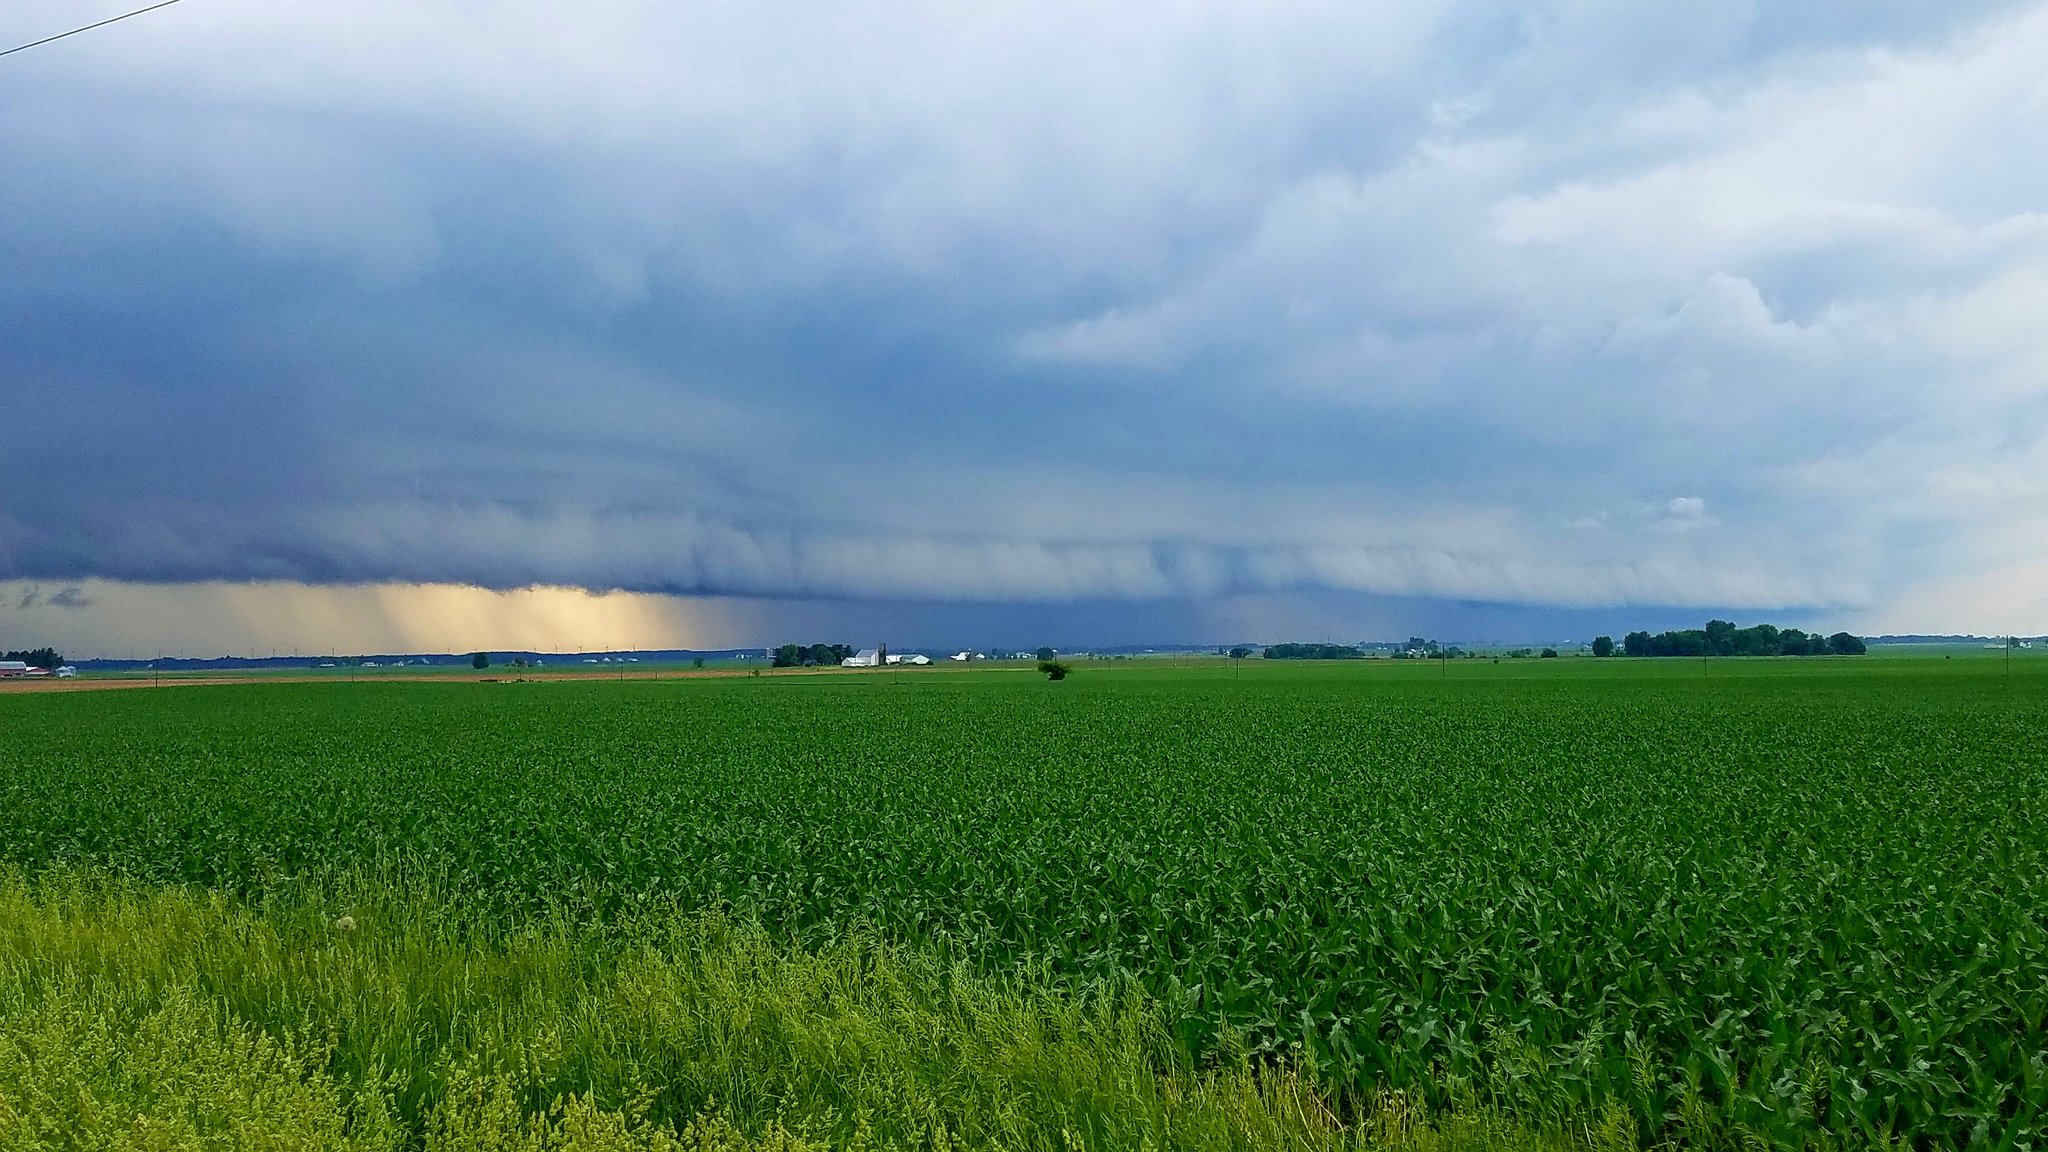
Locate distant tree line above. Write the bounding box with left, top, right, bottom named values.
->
left=1262, top=643, right=1366, bottom=660
left=1392, top=637, right=1469, bottom=659
left=773, top=643, right=856, bottom=668
left=3, top=648, right=63, bottom=668
left=1262, top=639, right=1475, bottom=660
left=1603, top=622, right=1865, bottom=658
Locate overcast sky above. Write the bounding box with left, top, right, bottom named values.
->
left=4, top=1, right=2045, bottom=655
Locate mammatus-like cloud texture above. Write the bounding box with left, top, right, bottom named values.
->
left=3, top=0, right=2045, bottom=638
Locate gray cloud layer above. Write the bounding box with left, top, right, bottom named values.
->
left=4, top=0, right=2046, bottom=631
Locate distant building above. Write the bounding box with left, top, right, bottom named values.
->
left=0, top=661, right=28, bottom=678
left=841, top=648, right=883, bottom=667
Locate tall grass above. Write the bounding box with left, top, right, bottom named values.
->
left=0, top=872, right=1636, bottom=1151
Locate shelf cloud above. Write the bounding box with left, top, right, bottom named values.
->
left=4, top=0, right=2045, bottom=648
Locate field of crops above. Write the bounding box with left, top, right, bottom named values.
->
left=4, top=657, right=2045, bottom=1147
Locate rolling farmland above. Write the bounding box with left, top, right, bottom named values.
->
left=3, top=657, right=2044, bottom=1147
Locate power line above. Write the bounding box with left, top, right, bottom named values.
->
left=1, top=0, right=188, bottom=60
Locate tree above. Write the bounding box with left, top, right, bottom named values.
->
left=470, top=653, right=490, bottom=670
left=774, top=642, right=855, bottom=667
left=692, top=656, right=706, bottom=668
left=1734, top=623, right=1780, bottom=656
left=1704, top=619, right=1737, bottom=656
left=1540, top=648, right=1558, bottom=659
left=3, top=648, right=63, bottom=669
left=1827, top=632, right=1867, bottom=656
left=1038, top=660, right=1069, bottom=681
left=1623, top=631, right=1652, bottom=657
left=1591, top=636, right=1615, bottom=658
left=1228, top=646, right=1252, bottom=659
left=1035, top=647, right=1056, bottom=662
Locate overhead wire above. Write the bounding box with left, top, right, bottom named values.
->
left=1, top=0, right=188, bottom=59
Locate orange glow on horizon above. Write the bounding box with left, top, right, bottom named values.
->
left=0, top=580, right=755, bottom=658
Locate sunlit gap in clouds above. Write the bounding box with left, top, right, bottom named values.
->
left=0, top=580, right=755, bottom=659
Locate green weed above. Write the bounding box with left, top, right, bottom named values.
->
left=0, top=875, right=1619, bottom=1151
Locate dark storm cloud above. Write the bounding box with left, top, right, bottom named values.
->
left=3, top=0, right=2046, bottom=637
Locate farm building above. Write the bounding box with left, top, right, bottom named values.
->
left=841, top=648, right=882, bottom=667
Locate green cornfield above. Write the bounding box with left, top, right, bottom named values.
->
left=3, top=657, right=2044, bottom=1147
